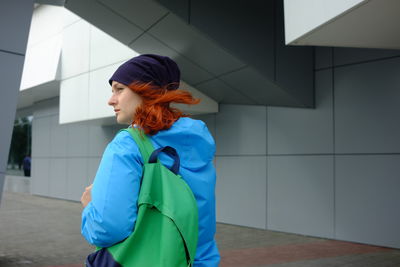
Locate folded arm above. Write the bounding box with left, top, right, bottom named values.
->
left=81, top=131, right=143, bottom=248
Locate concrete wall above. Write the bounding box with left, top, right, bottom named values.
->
left=29, top=46, right=400, bottom=249
left=195, top=47, right=400, bottom=249
left=0, top=0, right=33, bottom=202
left=31, top=97, right=121, bottom=201
left=59, top=7, right=217, bottom=125
left=25, top=5, right=216, bottom=204
left=155, top=0, right=314, bottom=108
left=25, top=3, right=400, bottom=251
left=59, top=10, right=139, bottom=124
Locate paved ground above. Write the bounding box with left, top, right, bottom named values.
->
left=1, top=192, right=400, bottom=267
left=5, top=169, right=25, bottom=176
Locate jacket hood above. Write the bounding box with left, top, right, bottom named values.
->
left=151, top=117, right=215, bottom=170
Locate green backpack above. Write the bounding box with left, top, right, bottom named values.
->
left=86, top=128, right=199, bottom=267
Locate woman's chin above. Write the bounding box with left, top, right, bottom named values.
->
left=116, top=119, right=131, bottom=125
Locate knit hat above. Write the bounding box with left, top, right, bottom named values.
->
left=109, top=54, right=181, bottom=90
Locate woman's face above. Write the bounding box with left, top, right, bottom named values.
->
left=108, top=81, right=143, bottom=125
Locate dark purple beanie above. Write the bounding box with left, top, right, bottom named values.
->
left=108, top=54, right=180, bottom=90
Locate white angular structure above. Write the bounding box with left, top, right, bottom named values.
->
left=18, top=6, right=218, bottom=126
left=284, top=0, right=400, bottom=49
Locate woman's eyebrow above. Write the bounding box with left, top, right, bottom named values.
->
left=111, top=84, right=119, bottom=91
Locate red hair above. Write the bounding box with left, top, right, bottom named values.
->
left=128, top=82, right=200, bottom=135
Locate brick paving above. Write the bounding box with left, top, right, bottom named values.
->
left=1, top=192, right=400, bottom=267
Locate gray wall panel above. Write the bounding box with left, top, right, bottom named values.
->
left=216, top=104, right=266, bottom=156
left=49, top=158, right=67, bottom=199
left=65, top=0, right=142, bottom=45
left=334, top=47, right=400, bottom=66
left=315, top=47, right=333, bottom=70
left=216, top=156, right=267, bottom=229
left=88, top=125, right=117, bottom=157
left=50, top=115, right=68, bottom=158
left=148, top=14, right=245, bottom=76
left=335, top=58, right=400, bottom=153
left=190, top=0, right=275, bottom=79
left=0, top=0, right=33, bottom=54
left=336, top=155, right=400, bottom=248
left=66, top=158, right=88, bottom=201
left=99, top=0, right=168, bottom=31
left=267, top=156, right=334, bottom=238
left=31, top=158, right=50, bottom=196
left=32, top=117, right=51, bottom=158
left=88, top=157, right=102, bottom=185
left=130, top=33, right=212, bottom=85
left=34, top=98, right=59, bottom=118
left=219, top=67, right=300, bottom=106
left=155, top=0, right=189, bottom=23
left=268, top=70, right=333, bottom=155
left=67, top=123, right=90, bottom=157
left=195, top=78, right=254, bottom=105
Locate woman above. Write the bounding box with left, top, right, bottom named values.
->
left=80, top=54, right=220, bottom=266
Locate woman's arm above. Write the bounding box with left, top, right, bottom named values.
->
left=81, top=131, right=143, bottom=248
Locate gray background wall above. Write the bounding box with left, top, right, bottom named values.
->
left=31, top=98, right=121, bottom=201
left=197, top=47, right=400, bottom=249
left=30, top=47, right=400, bottom=249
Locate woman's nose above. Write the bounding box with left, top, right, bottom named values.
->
left=108, top=94, right=116, bottom=106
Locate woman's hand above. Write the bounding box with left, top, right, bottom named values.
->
left=81, top=184, right=93, bottom=208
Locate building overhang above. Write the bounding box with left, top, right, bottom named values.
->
left=64, top=0, right=315, bottom=108
left=285, top=0, right=400, bottom=49
left=18, top=80, right=60, bottom=109
left=35, top=0, right=65, bottom=6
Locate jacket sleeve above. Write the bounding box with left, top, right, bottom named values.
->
left=81, top=130, right=143, bottom=248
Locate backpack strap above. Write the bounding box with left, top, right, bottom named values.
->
left=119, top=128, right=153, bottom=163
left=121, top=128, right=181, bottom=175
left=149, top=146, right=180, bottom=175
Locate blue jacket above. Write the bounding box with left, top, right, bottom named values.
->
left=82, top=117, right=220, bottom=266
